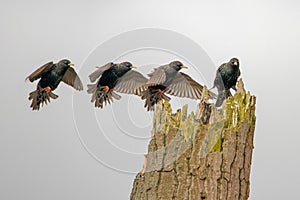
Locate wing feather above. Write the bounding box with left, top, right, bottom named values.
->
left=26, top=61, right=54, bottom=82
left=145, top=66, right=167, bottom=86
left=62, top=67, right=83, bottom=91
left=166, top=72, right=216, bottom=99
left=88, top=62, right=113, bottom=82
left=114, top=70, right=148, bottom=96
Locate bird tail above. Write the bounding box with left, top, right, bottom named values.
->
left=28, top=86, right=58, bottom=110
left=87, top=84, right=121, bottom=108
left=141, top=88, right=171, bottom=111
left=215, top=89, right=232, bottom=107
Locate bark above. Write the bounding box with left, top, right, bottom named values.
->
left=130, top=79, right=256, bottom=200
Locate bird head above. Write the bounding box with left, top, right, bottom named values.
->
left=229, top=58, right=239, bottom=68
left=116, top=61, right=137, bottom=76
left=58, top=59, right=74, bottom=67
left=169, top=61, right=188, bottom=71
left=121, top=61, right=136, bottom=69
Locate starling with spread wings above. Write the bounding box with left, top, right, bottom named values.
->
left=212, top=58, right=241, bottom=107
left=141, top=61, right=216, bottom=111
left=87, top=62, right=147, bottom=108
left=26, top=59, right=83, bottom=110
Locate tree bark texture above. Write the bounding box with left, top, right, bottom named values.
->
left=130, top=80, right=256, bottom=200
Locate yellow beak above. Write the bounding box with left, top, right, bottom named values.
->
left=233, top=61, right=238, bottom=66
left=181, top=65, right=188, bottom=69
left=68, top=63, right=75, bottom=67
left=130, top=66, right=137, bottom=69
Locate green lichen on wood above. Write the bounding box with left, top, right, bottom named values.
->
left=180, top=110, right=197, bottom=142
left=210, top=136, right=223, bottom=153
left=208, top=87, right=256, bottom=152
left=178, top=104, right=194, bottom=141
left=153, top=101, right=200, bottom=141
left=131, top=80, right=256, bottom=200
left=152, top=80, right=256, bottom=154
left=207, top=120, right=225, bottom=153
left=225, top=91, right=256, bottom=131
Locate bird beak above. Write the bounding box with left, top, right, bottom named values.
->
left=130, top=66, right=137, bottom=69
left=68, top=63, right=75, bottom=67
left=233, top=61, right=238, bottom=66
left=181, top=66, right=188, bottom=69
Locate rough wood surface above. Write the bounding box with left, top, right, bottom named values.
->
left=130, top=80, right=256, bottom=200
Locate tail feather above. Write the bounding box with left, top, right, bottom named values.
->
left=28, top=87, right=58, bottom=110
left=111, top=91, right=121, bottom=100
left=215, top=89, right=232, bottom=107
left=87, top=84, right=121, bottom=108
left=141, top=88, right=170, bottom=111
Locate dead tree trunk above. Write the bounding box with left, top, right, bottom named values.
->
left=130, top=80, right=256, bottom=200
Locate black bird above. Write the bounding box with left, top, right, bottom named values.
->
left=212, top=58, right=241, bottom=107
left=87, top=62, right=148, bottom=108
left=141, top=61, right=216, bottom=111
left=26, top=59, right=83, bottom=110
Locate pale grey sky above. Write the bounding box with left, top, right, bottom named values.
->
left=0, top=0, right=299, bottom=199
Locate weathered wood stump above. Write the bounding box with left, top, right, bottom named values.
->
left=130, top=80, right=256, bottom=200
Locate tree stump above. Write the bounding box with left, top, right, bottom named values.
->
left=130, top=79, right=256, bottom=200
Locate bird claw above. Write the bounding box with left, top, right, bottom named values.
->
left=42, top=86, right=51, bottom=93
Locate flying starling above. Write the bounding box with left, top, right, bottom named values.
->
left=213, top=58, right=241, bottom=107
left=141, top=61, right=216, bottom=111
left=26, top=59, right=83, bottom=110
left=87, top=62, right=148, bottom=108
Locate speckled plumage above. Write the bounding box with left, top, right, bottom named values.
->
left=141, top=61, right=216, bottom=111
left=213, top=58, right=241, bottom=107
left=26, top=59, right=83, bottom=110
left=87, top=62, right=147, bottom=108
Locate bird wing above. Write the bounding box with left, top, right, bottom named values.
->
left=62, top=67, right=83, bottom=91
left=88, top=62, right=113, bottom=82
left=166, top=72, right=216, bottom=99
left=213, top=63, right=226, bottom=87
left=25, top=61, right=55, bottom=82
left=145, top=66, right=167, bottom=86
left=114, top=70, right=148, bottom=95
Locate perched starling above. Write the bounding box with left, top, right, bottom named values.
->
left=26, top=59, right=83, bottom=110
left=87, top=62, right=148, bottom=108
left=141, top=61, right=216, bottom=111
left=213, top=58, right=241, bottom=107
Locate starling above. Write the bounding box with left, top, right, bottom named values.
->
left=141, top=61, right=216, bottom=111
left=213, top=58, right=241, bottom=107
left=87, top=62, right=148, bottom=108
left=26, top=59, right=83, bottom=110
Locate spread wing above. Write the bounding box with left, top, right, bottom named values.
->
left=166, top=72, right=216, bottom=99
left=25, top=61, right=55, bottom=82
left=62, top=67, right=83, bottom=91
left=114, top=70, right=148, bottom=96
left=88, top=62, right=113, bottom=82
left=145, top=66, right=167, bottom=86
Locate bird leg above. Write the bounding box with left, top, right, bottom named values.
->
left=100, top=86, right=110, bottom=93
left=42, top=86, right=51, bottom=93
left=152, top=89, right=164, bottom=96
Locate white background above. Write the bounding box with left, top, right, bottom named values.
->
left=0, top=0, right=299, bottom=199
